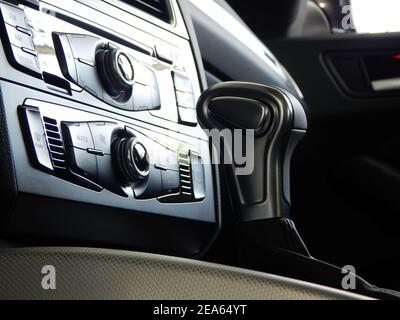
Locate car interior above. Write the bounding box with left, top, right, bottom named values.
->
left=0, top=0, right=399, bottom=300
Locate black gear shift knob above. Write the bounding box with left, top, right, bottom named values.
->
left=197, top=82, right=307, bottom=221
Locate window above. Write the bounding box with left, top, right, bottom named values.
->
left=351, top=0, right=400, bottom=33
left=315, top=0, right=400, bottom=34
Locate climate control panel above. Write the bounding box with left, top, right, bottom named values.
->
left=19, top=99, right=206, bottom=203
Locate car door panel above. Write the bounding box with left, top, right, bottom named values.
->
left=267, top=33, right=400, bottom=289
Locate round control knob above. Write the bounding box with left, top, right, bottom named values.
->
left=114, top=137, right=150, bottom=185
left=96, top=46, right=135, bottom=100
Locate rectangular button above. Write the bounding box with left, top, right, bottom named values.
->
left=150, top=83, right=161, bottom=109
left=88, top=122, right=117, bottom=155
left=96, top=154, right=125, bottom=196
left=135, top=167, right=162, bottom=199
left=76, top=60, right=103, bottom=98
left=69, top=147, right=98, bottom=179
left=0, top=3, right=28, bottom=28
left=62, top=122, right=95, bottom=150
left=52, top=33, right=78, bottom=83
left=11, top=44, right=40, bottom=74
left=161, top=170, right=181, bottom=195
left=24, top=108, right=53, bottom=170
left=190, top=153, right=206, bottom=200
left=5, top=23, right=34, bottom=49
left=155, top=45, right=173, bottom=64
left=173, top=72, right=193, bottom=93
left=176, top=91, right=196, bottom=109
left=178, top=106, right=197, bottom=125
left=133, top=83, right=152, bottom=111
left=67, top=34, right=100, bottom=63
left=134, top=62, right=156, bottom=86
left=158, top=147, right=179, bottom=171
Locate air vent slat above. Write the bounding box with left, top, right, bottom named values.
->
left=120, top=0, right=172, bottom=23
left=177, top=150, right=194, bottom=198
left=42, top=117, right=67, bottom=170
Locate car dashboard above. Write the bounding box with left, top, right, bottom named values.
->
left=0, top=0, right=219, bottom=257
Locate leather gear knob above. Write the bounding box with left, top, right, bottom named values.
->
left=196, top=82, right=307, bottom=221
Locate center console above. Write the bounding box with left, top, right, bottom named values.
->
left=0, top=0, right=219, bottom=256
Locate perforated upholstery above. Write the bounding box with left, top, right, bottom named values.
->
left=0, top=247, right=371, bottom=300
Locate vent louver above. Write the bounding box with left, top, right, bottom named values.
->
left=178, top=151, right=193, bottom=197
left=120, top=0, right=172, bottom=23
left=43, top=116, right=67, bottom=170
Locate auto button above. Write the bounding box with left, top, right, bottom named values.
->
left=62, top=122, right=95, bottom=150
left=61, top=122, right=99, bottom=179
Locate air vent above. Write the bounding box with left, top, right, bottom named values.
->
left=120, top=0, right=173, bottom=23
left=178, top=151, right=193, bottom=197
left=43, top=117, right=67, bottom=170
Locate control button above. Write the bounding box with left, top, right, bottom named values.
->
left=76, top=60, right=104, bottom=98
left=132, top=83, right=152, bottom=111
left=150, top=83, right=161, bottom=109
left=117, top=52, right=134, bottom=83
left=52, top=33, right=78, bottom=83
left=134, top=166, right=162, bottom=199
left=134, top=62, right=155, bottom=86
left=11, top=44, right=41, bottom=74
left=178, top=106, right=197, bottom=125
left=145, top=139, right=160, bottom=167
left=190, top=153, right=206, bottom=200
left=158, top=147, right=179, bottom=171
left=0, top=3, right=28, bottom=29
left=155, top=45, right=173, bottom=64
left=161, top=169, right=180, bottom=194
left=173, top=72, right=193, bottom=93
left=173, top=52, right=186, bottom=71
left=149, top=70, right=178, bottom=122
left=132, top=142, right=150, bottom=173
left=62, top=122, right=95, bottom=150
left=5, top=24, right=34, bottom=49
left=69, top=147, right=98, bottom=179
left=24, top=108, right=53, bottom=170
left=88, top=122, right=117, bottom=155
left=95, top=46, right=135, bottom=102
left=176, top=91, right=196, bottom=109
left=113, top=137, right=150, bottom=185
left=67, top=34, right=100, bottom=63
left=96, top=154, right=126, bottom=197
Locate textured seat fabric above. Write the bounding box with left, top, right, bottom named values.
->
left=0, top=247, right=371, bottom=300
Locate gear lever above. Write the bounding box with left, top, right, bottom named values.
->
left=197, top=82, right=307, bottom=221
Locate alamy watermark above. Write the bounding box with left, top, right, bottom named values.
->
left=205, top=129, right=255, bottom=176
left=41, top=265, right=56, bottom=290
left=341, top=265, right=357, bottom=290
left=341, top=5, right=355, bottom=31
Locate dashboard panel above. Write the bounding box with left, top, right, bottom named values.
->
left=0, top=0, right=219, bottom=256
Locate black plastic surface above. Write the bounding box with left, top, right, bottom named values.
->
left=1, top=193, right=216, bottom=257
left=267, top=33, right=400, bottom=290
left=197, top=82, right=306, bottom=221
left=189, top=0, right=301, bottom=99
left=209, top=97, right=272, bottom=136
